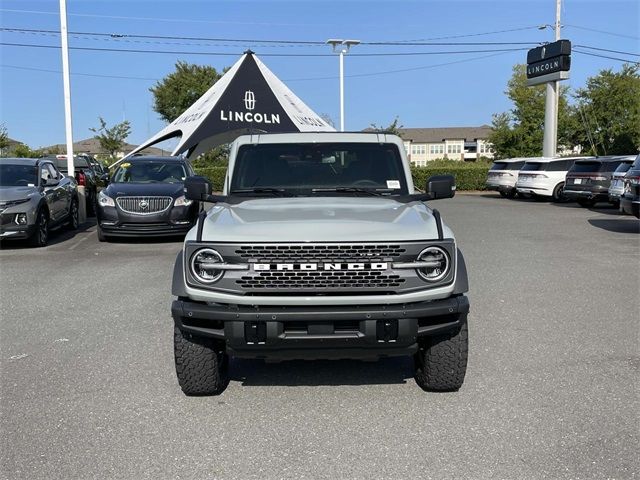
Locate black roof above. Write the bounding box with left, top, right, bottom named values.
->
left=123, top=155, right=183, bottom=162
left=0, top=157, right=51, bottom=166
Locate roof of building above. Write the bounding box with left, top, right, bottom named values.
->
left=398, top=126, right=493, bottom=143
left=43, top=138, right=170, bottom=156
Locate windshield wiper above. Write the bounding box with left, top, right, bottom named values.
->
left=311, top=187, right=389, bottom=197
left=230, top=188, right=291, bottom=197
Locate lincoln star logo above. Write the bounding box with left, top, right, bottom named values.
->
left=541, top=46, right=546, bottom=59
left=139, top=200, right=148, bottom=210
left=253, top=262, right=389, bottom=271
left=243, top=90, right=256, bottom=110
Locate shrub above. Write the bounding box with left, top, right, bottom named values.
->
left=194, top=166, right=227, bottom=191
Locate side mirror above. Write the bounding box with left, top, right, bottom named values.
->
left=425, top=174, right=456, bottom=199
left=184, top=175, right=212, bottom=201
left=100, top=173, right=110, bottom=184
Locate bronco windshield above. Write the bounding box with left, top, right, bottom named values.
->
left=0, top=164, right=38, bottom=187
left=230, top=143, right=408, bottom=195
left=112, top=161, right=187, bottom=184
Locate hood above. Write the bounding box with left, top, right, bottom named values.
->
left=0, top=186, right=39, bottom=202
left=106, top=182, right=184, bottom=198
left=193, top=197, right=452, bottom=242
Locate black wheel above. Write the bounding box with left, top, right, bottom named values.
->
left=505, top=189, right=517, bottom=199
left=577, top=198, right=595, bottom=208
left=96, top=225, right=108, bottom=242
left=174, top=327, right=228, bottom=396
left=414, top=318, right=468, bottom=392
left=28, top=209, right=49, bottom=248
left=67, top=198, right=79, bottom=230
left=552, top=183, right=566, bottom=203
left=498, top=191, right=508, bottom=198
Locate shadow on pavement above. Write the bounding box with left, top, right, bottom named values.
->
left=231, top=356, right=415, bottom=387
left=588, top=218, right=639, bottom=234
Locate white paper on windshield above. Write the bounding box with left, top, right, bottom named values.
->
left=387, top=180, right=401, bottom=189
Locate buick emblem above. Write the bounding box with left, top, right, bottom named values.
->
left=243, top=90, right=256, bottom=110
left=139, top=200, right=148, bottom=210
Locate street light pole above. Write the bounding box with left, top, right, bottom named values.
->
left=59, top=0, right=74, bottom=177
left=326, top=39, right=360, bottom=132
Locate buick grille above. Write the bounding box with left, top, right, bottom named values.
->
left=116, top=196, right=172, bottom=215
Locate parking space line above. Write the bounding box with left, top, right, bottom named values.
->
left=68, top=236, right=89, bottom=250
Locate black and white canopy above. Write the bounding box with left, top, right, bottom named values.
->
left=126, top=51, right=335, bottom=160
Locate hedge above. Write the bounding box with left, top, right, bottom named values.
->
left=194, top=163, right=490, bottom=192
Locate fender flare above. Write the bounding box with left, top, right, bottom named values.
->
left=453, top=248, right=469, bottom=294
left=172, top=250, right=187, bottom=297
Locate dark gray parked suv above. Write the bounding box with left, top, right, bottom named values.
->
left=0, top=158, right=79, bottom=247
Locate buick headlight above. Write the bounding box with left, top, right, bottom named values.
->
left=98, top=191, right=115, bottom=207
left=174, top=195, right=193, bottom=207
left=416, top=246, right=450, bottom=282
left=190, top=248, right=224, bottom=284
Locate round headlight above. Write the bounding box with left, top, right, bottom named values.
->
left=190, top=248, right=224, bottom=284
left=416, top=246, right=450, bottom=282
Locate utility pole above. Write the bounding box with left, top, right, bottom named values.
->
left=543, top=0, right=562, bottom=157
left=59, top=0, right=74, bottom=177
left=326, top=39, right=360, bottom=131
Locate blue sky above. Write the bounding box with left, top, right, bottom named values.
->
left=1, top=0, right=638, bottom=149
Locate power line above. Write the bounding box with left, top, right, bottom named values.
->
left=574, top=44, right=640, bottom=58
left=1, top=50, right=518, bottom=83
left=285, top=51, right=516, bottom=82
left=0, top=42, right=528, bottom=57
left=565, top=23, right=639, bottom=40
left=573, top=49, right=640, bottom=64
left=387, top=25, right=542, bottom=42
left=0, top=64, right=159, bottom=81
left=0, top=27, right=540, bottom=46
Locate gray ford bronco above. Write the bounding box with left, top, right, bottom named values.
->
left=171, top=132, right=469, bottom=395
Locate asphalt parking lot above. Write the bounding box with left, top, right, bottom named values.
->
left=1, top=193, right=638, bottom=479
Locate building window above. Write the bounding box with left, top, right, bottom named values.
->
left=413, top=159, right=427, bottom=167
left=447, top=144, right=462, bottom=154
left=411, top=144, right=426, bottom=155
left=429, top=144, right=444, bottom=155
left=479, top=143, right=493, bottom=154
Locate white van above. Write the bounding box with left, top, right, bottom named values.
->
left=515, top=157, right=588, bottom=202
left=486, top=158, right=526, bottom=198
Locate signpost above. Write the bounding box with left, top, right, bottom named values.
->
left=526, top=39, right=571, bottom=157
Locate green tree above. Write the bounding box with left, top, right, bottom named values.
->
left=488, top=64, right=572, bottom=159
left=571, top=64, right=640, bottom=155
left=369, top=117, right=404, bottom=137
left=90, top=117, right=132, bottom=158
left=150, top=61, right=226, bottom=123
left=0, top=124, right=9, bottom=156
left=12, top=143, right=40, bottom=158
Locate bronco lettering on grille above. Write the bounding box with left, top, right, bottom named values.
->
left=253, top=262, right=389, bottom=271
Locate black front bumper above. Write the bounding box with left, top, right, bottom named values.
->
left=172, top=295, right=469, bottom=360
left=0, top=224, right=36, bottom=240
left=98, top=203, right=198, bottom=237
left=99, top=221, right=194, bottom=237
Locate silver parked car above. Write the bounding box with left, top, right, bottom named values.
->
left=0, top=158, right=79, bottom=247
left=608, top=161, right=634, bottom=205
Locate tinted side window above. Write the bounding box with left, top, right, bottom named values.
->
left=509, top=161, right=525, bottom=170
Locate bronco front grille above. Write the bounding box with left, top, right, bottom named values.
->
left=234, top=244, right=407, bottom=262
left=116, top=196, right=172, bottom=215
left=236, top=270, right=405, bottom=290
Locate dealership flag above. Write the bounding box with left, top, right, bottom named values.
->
left=126, top=51, right=335, bottom=160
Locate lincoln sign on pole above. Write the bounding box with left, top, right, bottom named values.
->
left=526, top=40, right=571, bottom=87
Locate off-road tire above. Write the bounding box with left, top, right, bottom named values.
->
left=552, top=183, right=566, bottom=203
left=67, top=198, right=79, bottom=230
left=28, top=209, right=49, bottom=248
left=174, top=327, right=228, bottom=396
left=577, top=198, right=595, bottom=208
left=414, top=318, right=468, bottom=392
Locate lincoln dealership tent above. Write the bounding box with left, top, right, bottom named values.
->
left=125, top=51, right=335, bottom=161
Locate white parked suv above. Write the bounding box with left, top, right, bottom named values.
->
left=485, top=158, right=526, bottom=198
left=515, top=157, right=586, bottom=202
